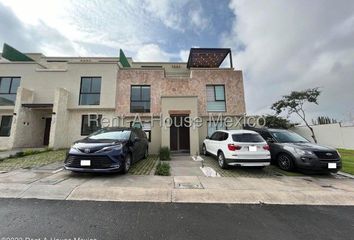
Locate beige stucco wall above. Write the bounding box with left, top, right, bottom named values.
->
left=292, top=123, right=354, bottom=150
left=161, top=96, right=199, bottom=154
left=10, top=105, right=52, bottom=148
left=0, top=61, right=118, bottom=149
left=0, top=62, right=118, bottom=108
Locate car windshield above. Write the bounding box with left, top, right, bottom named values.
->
left=271, top=131, right=309, bottom=143
left=232, top=133, right=264, bottom=143
left=87, top=129, right=131, bottom=141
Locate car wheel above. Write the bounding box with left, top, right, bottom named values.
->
left=277, top=153, right=294, bottom=171
left=202, top=144, right=208, bottom=156
left=143, top=147, right=149, bottom=159
left=122, top=154, right=132, bottom=174
left=217, top=151, right=228, bottom=169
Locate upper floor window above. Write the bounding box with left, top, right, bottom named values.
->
left=0, top=77, right=21, bottom=106
left=79, top=77, right=101, bottom=105
left=206, top=85, right=226, bottom=112
left=0, top=115, right=13, bottom=136
left=130, top=85, right=150, bottom=113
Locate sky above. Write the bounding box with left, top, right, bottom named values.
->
left=0, top=0, right=353, bottom=124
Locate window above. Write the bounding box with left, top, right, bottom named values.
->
left=210, top=132, right=220, bottom=141
left=207, top=121, right=226, bottom=137
left=210, top=131, right=227, bottom=141
left=81, top=114, right=102, bottom=135
left=220, top=132, right=229, bottom=141
left=79, top=77, right=101, bottom=105
left=259, top=131, right=273, bottom=141
left=232, top=133, right=264, bottom=143
left=130, top=85, right=150, bottom=113
left=0, top=77, right=20, bottom=106
left=206, top=85, right=226, bottom=112
left=0, top=116, right=13, bottom=136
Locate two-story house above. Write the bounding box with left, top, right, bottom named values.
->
left=0, top=45, right=246, bottom=155
left=0, top=44, right=120, bottom=150
left=117, top=48, right=246, bottom=154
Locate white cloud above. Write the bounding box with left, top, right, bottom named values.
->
left=135, top=44, right=171, bottom=62
left=179, top=49, right=190, bottom=62
left=0, top=3, right=77, bottom=56
left=143, top=0, right=209, bottom=32
left=143, top=0, right=185, bottom=31
left=189, top=8, right=209, bottom=30
left=222, top=0, right=354, bottom=122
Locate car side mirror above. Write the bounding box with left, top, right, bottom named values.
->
left=267, top=138, right=275, bottom=143
left=206, top=136, right=210, bottom=139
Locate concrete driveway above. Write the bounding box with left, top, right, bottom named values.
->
left=0, top=163, right=353, bottom=205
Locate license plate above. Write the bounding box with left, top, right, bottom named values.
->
left=80, top=160, right=91, bottom=166
left=328, top=163, right=337, bottom=169
left=249, top=146, right=257, bottom=152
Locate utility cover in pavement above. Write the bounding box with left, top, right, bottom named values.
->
left=176, top=183, right=203, bottom=189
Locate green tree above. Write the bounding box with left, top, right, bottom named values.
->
left=271, top=88, right=321, bottom=143
left=262, top=115, right=295, bottom=129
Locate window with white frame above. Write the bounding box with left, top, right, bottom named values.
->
left=206, top=85, right=226, bottom=112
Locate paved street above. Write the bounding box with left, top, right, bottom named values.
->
left=0, top=198, right=353, bottom=240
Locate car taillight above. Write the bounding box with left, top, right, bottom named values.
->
left=263, top=145, right=270, bottom=150
left=228, top=144, right=241, bottom=151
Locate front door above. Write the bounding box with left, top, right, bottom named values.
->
left=170, top=115, right=190, bottom=153
left=43, top=118, right=52, bottom=146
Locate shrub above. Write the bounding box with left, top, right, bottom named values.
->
left=23, top=149, right=41, bottom=156
left=159, top=147, right=171, bottom=160
left=14, top=152, right=24, bottom=158
left=155, top=162, right=170, bottom=176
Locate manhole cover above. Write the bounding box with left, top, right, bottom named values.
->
left=176, top=183, right=203, bottom=189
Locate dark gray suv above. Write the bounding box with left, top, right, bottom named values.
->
left=250, top=128, right=342, bottom=173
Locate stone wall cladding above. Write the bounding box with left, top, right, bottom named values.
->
left=116, top=68, right=246, bottom=116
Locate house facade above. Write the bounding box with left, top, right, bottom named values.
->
left=0, top=45, right=246, bottom=154
left=0, top=44, right=119, bottom=150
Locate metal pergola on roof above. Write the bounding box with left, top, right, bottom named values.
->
left=186, top=48, right=232, bottom=69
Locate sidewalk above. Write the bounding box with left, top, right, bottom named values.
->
left=169, top=155, right=204, bottom=176
left=0, top=168, right=353, bottom=205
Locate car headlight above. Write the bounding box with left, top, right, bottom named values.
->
left=294, top=148, right=313, bottom=155
left=97, top=144, right=123, bottom=153
left=70, top=145, right=80, bottom=151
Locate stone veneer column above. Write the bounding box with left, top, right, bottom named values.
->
left=9, top=87, right=34, bottom=149
left=49, top=88, right=69, bottom=149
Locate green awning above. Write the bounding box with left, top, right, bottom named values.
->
left=1, top=43, right=34, bottom=62
left=119, top=49, right=131, bottom=67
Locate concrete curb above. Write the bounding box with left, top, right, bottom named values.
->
left=337, top=171, right=354, bottom=179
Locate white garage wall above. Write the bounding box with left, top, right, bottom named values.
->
left=292, top=123, right=354, bottom=150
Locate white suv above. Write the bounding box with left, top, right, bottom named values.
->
left=202, top=130, right=271, bottom=169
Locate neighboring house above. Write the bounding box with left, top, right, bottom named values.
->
left=0, top=44, right=119, bottom=150
left=0, top=45, right=246, bottom=154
